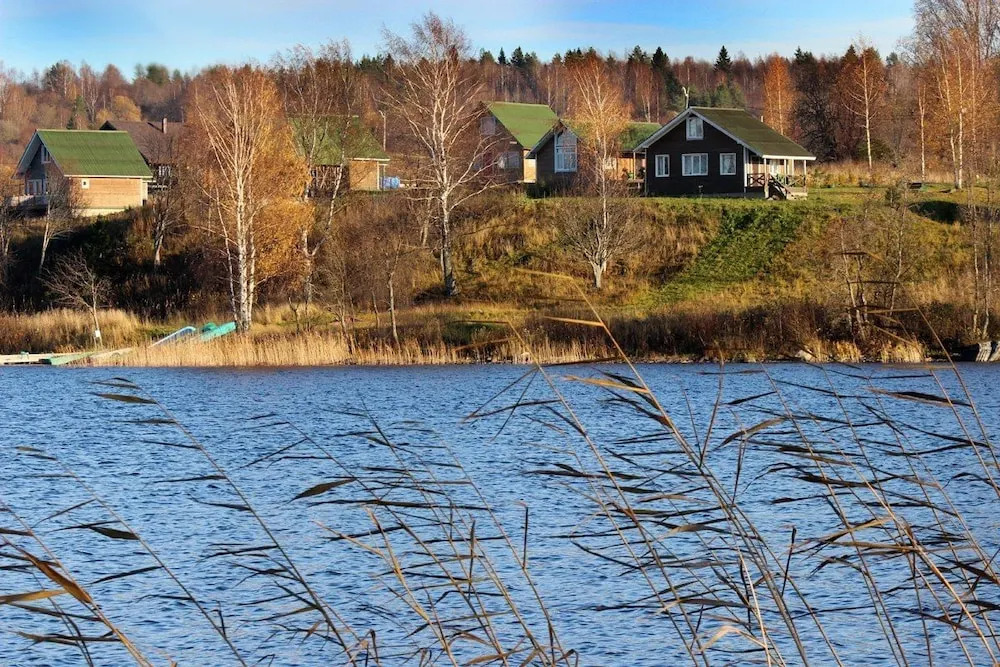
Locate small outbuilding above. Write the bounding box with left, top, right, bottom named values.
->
left=15, top=129, right=152, bottom=216
left=637, top=107, right=815, bottom=199
left=291, top=116, right=390, bottom=195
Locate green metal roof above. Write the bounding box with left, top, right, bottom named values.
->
left=289, top=117, right=389, bottom=164
left=486, top=102, right=558, bottom=149
left=692, top=107, right=814, bottom=159
left=619, top=122, right=661, bottom=151
left=36, top=130, right=152, bottom=177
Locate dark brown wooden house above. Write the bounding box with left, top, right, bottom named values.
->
left=527, top=120, right=660, bottom=192
left=637, top=107, right=815, bottom=199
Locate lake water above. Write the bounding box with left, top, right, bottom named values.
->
left=1, top=363, right=999, bottom=666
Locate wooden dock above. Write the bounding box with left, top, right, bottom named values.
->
left=0, top=353, right=56, bottom=366
left=0, top=348, right=132, bottom=366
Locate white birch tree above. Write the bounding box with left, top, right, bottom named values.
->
left=381, top=13, right=496, bottom=296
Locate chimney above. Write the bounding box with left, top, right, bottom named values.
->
left=161, top=118, right=167, bottom=134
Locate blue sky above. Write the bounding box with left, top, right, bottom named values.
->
left=0, top=0, right=914, bottom=77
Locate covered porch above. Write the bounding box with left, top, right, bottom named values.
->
left=745, top=154, right=812, bottom=200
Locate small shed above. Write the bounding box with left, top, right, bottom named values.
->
left=291, top=116, right=390, bottom=195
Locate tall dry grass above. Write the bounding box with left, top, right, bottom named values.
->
left=0, top=308, right=146, bottom=353
left=104, top=331, right=615, bottom=367
left=810, top=160, right=954, bottom=188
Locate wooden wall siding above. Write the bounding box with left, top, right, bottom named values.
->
left=71, top=176, right=147, bottom=215
left=644, top=121, right=746, bottom=196
left=25, top=146, right=46, bottom=180
left=348, top=159, right=384, bottom=191
left=536, top=137, right=648, bottom=191
left=522, top=150, right=537, bottom=183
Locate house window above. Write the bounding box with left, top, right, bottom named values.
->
left=655, top=154, right=670, bottom=177
left=41, top=146, right=51, bottom=164
left=686, top=117, right=704, bottom=140
left=157, top=165, right=171, bottom=178
left=80, top=178, right=90, bottom=189
left=554, top=131, right=577, bottom=172
left=480, top=116, right=496, bottom=136
left=603, top=156, right=617, bottom=170
left=720, top=153, right=737, bottom=176
left=682, top=153, right=709, bottom=176
left=499, top=150, right=521, bottom=169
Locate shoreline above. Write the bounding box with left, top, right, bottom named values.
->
left=0, top=350, right=957, bottom=369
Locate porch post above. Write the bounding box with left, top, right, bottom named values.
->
left=764, top=158, right=769, bottom=198
left=743, top=146, right=748, bottom=194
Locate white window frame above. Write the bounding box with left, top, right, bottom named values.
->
left=480, top=116, right=496, bottom=137
left=554, top=130, right=578, bottom=173
left=41, top=146, right=51, bottom=164
left=686, top=116, right=704, bottom=140
left=655, top=154, right=670, bottom=177
left=682, top=153, right=709, bottom=177
left=720, top=153, right=737, bottom=176
left=80, top=178, right=90, bottom=189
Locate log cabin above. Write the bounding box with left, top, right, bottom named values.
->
left=478, top=102, right=558, bottom=184
left=15, top=129, right=152, bottom=216
left=637, top=107, right=815, bottom=199
left=527, top=120, right=661, bottom=192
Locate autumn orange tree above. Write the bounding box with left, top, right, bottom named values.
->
left=839, top=40, right=887, bottom=174
left=185, top=65, right=308, bottom=331
left=913, top=0, right=1000, bottom=188
left=762, top=54, right=796, bottom=136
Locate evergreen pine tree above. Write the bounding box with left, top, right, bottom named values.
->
left=498, top=48, right=507, bottom=66
left=651, top=47, right=668, bottom=71
left=629, top=45, right=649, bottom=64
left=714, top=46, right=732, bottom=75
left=510, top=46, right=526, bottom=69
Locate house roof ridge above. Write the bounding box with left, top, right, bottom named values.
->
left=39, top=128, right=128, bottom=133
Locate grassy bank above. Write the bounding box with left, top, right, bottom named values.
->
left=3, top=183, right=997, bottom=365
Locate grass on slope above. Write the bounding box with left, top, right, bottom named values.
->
left=648, top=202, right=812, bottom=304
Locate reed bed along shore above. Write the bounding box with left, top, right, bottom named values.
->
left=1, top=302, right=935, bottom=367
left=100, top=332, right=618, bottom=367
